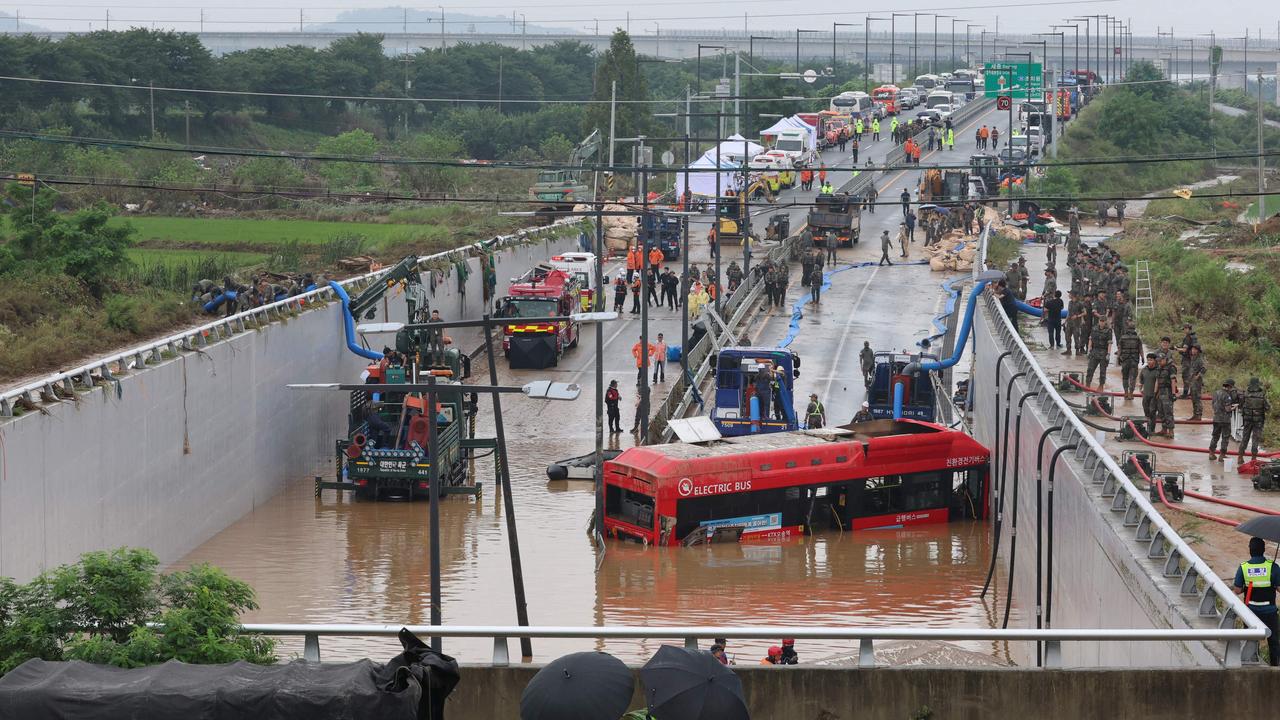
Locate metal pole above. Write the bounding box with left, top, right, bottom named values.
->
left=1259, top=69, right=1266, bottom=227
left=425, top=377, right=442, bottom=651
left=734, top=52, right=741, bottom=135
left=639, top=137, right=651, bottom=442
left=714, top=112, right=722, bottom=318
left=681, top=131, right=691, bottom=383
left=891, top=16, right=896, bottom=86
left=796, top=29, right=801, bottom=73
left=864, top=18, right=871, bottom=91
left=593, top=182, right=605, bottom=544
left=482, top=317, right=533, bottom=659
left=608, top=81, right=617, bottom=192
left=149, top=81, right=155, bottom=138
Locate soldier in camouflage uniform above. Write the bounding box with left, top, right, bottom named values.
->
left=1110, top=290, right=1131, bottom=345
left=1116, top=322, right=1144, bottom=400
left=1075, top=291, right=1094, bottom=356
left=1208, top=379, right=1239, bottom=461
left=1183, top=346, right=1206, bottom=420
left=1085, top=317, right=1112, bottom=389
left=1063, top=290, right=1083, bottom=355
left=1155, top=354, right=1179, bottom=437
left=1238, top=377, right=1271, bottom=463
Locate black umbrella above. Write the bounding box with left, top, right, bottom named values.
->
left=1236, top=516, right=1280, bottom=544
left=520, top=651, right=634, bottom=720
left=639, top=645, right=749, bottom=720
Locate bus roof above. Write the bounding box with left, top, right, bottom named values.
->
left=606, top=420, right=989, bottom=496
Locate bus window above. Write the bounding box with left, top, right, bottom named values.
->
left=851, top=471, right=949, bottom=518
left=675, top=486, right=793, bottom=540
left=606, top=485, right=654, bottom=530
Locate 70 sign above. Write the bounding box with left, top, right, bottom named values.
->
left=996, top=95, right=1012, bottom=111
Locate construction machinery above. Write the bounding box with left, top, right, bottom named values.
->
left=322, top=258, right=488, bottom=501
left=806, top=192, right=862, bottom=246
left=919, top=168, right=971, bottom=206
left=868, top=351, right=939, bottom=422
left=530, top=129, right=601, bottom=220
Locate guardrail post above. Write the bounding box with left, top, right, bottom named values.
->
left=858, top=638, right=875, bottom=668
left=303, top=632, right=320, bottom=662
left=1044, top=641, right=1063, bottom=668
left=684, top=637, right=698, bottom=650
left=492, top=637, right=510, bottom=666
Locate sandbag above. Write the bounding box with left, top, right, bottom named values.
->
left=929, top=256, right=946, bottom=271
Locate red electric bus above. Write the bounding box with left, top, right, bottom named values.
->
left=872, top=84, right=902, bottom=115
left=602, top=419, right=989, bottom=546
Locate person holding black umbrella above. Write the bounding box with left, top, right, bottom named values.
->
left=1234, top=536, right=1280, bottom=665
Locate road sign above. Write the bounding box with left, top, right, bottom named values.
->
left=996, top=95, right=1012, bottom=111
left=983, top=62, right=1043, bottom=100
left=802, top=69, right=818, bottom=84
left=715, top=79, right=731, bottom=97
left=605, top=172, right=615, bottom=189
left=16, top=172, right=35, bottom=187
left=660, top=150, right=675, bottom=167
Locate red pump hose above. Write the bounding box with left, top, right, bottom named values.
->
left=1088, top=396, right=1212, bottom=426
left=1120, top=416, right=1280, bottom=459
left=1129, top=457, right=1240, bottom=527
left=1065, top=373, right=1212, bottom=401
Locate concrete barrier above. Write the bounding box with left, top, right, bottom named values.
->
left=446, top=663, right=1280, bottom=719
left=0, top=228, right=587, bottom=582
left=970, top=296, right=1227, bottom=667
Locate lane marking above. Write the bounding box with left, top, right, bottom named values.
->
left=820, top=265, right=881, bottom=401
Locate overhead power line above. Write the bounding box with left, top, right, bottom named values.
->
left=6, top=167, right=1280, bottom=210
left=1, top=128, right=1277, bottom=174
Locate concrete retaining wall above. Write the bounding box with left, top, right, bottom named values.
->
left=447, top=663, right=1280, bottom=719
left=970, top=300, right=1218, bottom=667
left=0, top=231, right=585, bottom=582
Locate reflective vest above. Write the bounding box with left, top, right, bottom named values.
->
left=1241, top=561, right=1276, bottom=606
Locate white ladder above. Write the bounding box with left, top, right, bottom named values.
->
left=1134, top=260, right=1154, bottom=316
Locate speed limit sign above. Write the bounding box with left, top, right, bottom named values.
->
left=996, top=95, right=1012, bottom=111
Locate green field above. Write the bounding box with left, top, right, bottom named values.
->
left=127, top=248, right=271, bottom=268
left=115, top=216, right=435, bottom=249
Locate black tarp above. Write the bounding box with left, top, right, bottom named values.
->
left=0, top=629, right=459, bottom=720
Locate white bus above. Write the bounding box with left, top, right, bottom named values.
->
left=914, top=74, right=942, bottom=90
left=830, top=91, right=874, bottom=119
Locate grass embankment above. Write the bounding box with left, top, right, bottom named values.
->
left=1116, top=217, right=1280, bottom=444
left=0, top=204, right=535, bottom=382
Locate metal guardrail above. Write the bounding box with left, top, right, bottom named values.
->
left=653, top=236, right=797, bottom=443
left=974, top=225, right=1267, bottom=667
left=0, top=218, right=584, bottom=419
left=882, top=98, right=990, bottom=171
left=239, top=622, right=1265, bottom=668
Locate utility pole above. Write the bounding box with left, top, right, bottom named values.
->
left=149, top=81, right=155, bottom=138
left=638, top=136, right=651, bottom=442
left=1258, top=69, right=1266, bottom=227
left=608, top=81, right=617, bottom=194
left=184, top=100, right=190, bottom=145
left=734, top=52, right=741, bottom=135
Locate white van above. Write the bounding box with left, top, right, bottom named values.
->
left=925, top=90, right=955, bottom=110
left=773, top=129, right=815, bottom=165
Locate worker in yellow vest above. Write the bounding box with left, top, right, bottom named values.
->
left=1235, top=536, right=1280, bottom=665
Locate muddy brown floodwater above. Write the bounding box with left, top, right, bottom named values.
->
left=178, top=430, right=1012, bottom=665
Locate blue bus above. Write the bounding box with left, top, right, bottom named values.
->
left=710, top=347, right=801, bottom=436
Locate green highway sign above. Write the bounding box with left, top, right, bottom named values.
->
left=983, top=62, right=1043, bottom=100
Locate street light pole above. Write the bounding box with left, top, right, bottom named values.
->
left=866, top=16, right=888, bottom=91
left=949, top=18, right=967, bottom=69
left=796, top=28, right=822, bottom=73
left=638, top=135, right=651, bottom=442
left=833, top=22, right=858, bottom=89
left=891, top=13, right=911, bottom=86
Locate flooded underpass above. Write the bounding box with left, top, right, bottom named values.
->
left=178, top=431, right=1011, bottom=665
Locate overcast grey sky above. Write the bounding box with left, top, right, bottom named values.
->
left=1, top=0, right=1276, bottom=39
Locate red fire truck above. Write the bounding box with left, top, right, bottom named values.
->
left=601, top=419, right=989, bottom=546
left=496, top=267, right=582, bottom=368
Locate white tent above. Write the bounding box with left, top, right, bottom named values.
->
left=711, top=134, right=765, bottom=161
left=675, top=155, right=742, bottom=197
left=757, top=116, right=817, bottom=150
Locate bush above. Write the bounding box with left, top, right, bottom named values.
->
left=104, top=294, right=140, bottom=332
left=0, top=548, right=274, bottom=675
